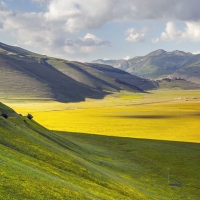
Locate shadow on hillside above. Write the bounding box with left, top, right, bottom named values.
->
left=108, top=112, right=200, bottom=119
left=117, top=115, right=173, bottom=119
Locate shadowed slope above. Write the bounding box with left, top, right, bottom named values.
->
left=46, top=58, right=157, bottom=92
left=86, top=63, right=158, bottom=90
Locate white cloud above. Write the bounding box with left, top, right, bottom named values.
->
left=192, top=50, right=200, bottom=55
left=184, top=22, right=200, bottom=42
left=64, top=33, right=110, bottom=54
left=44, top=0, right=111, bottom=32
left=152, top=22, right=183, bottom=43
left=124, top=55, right=130, bottom=60
left=126, top=27, right=149, bottom=42
left=152, top=21, right=200, bottom=43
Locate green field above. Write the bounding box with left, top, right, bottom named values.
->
left=1, top=89, right=200, bottom=199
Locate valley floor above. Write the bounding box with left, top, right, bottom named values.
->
left=6, top=89, right=200, bottom=143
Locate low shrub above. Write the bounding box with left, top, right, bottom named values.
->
left=27, top=113, right=33, bottom=120
left=1, top=113, right=8, bottom=119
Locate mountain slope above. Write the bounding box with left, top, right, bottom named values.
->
left=85, top=62, right=158, bottom=90
left=0, top=43, right=105, bottom=102
left=93, top=49, right=200, bottom=84
left=0, top=42, right=157, bottom=102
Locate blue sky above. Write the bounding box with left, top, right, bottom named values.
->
left=1, top=0, right=200, bottom=61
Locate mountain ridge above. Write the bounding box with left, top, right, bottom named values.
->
left=92, top=49, right=200, bottom=84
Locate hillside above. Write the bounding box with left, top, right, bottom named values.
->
left=1, top=102, right=200, bottom=199
left=0, top=42, right=157, bottom=102
left=93, top=49, right=200, bottom=84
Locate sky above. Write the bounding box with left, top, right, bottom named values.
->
left=1, top=0, right=200, bottom=62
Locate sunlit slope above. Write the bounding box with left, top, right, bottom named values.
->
left=0, top=102, right=200, bottom=199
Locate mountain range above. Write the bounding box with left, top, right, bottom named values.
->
left=0, top=42, right=157, bottom=102
left=92, top=49, right=200, bottom=84
left=0, top=42, right=200, bottom=103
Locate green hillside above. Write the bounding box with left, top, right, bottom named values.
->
left=93, top=49, right=200, bottom=85
left=128, top=50, right=200, bottom=81
left=0, top=102, right=200, bottom=199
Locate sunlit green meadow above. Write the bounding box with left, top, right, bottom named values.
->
left=1, top=89, right=200, bottom=199
left=6, top=89, right=200, bottom=143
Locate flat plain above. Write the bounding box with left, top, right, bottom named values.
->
left=6, top=89, right=200, bottom=143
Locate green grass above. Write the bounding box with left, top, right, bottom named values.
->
left=0, top=115, right=200, bottom=199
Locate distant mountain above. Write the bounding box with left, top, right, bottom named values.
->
left=0, top=42, right=157, bottom=102
left=92, top=49, right=200, bottom=84
left=92, top=59, right=130, bottom=71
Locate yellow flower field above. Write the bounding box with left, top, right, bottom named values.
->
left=6, top=90, right=200, bottom=143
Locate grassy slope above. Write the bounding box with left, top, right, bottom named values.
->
left=0, top=102, right=200, bottom=199
left=128, top=50, right=200, bottom=84
left=0, top=55, right=54, bottom=100
left=0, top=53, right=105, bottom=102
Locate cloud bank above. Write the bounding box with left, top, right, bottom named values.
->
left=1, top=0, right=200, bottom=58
